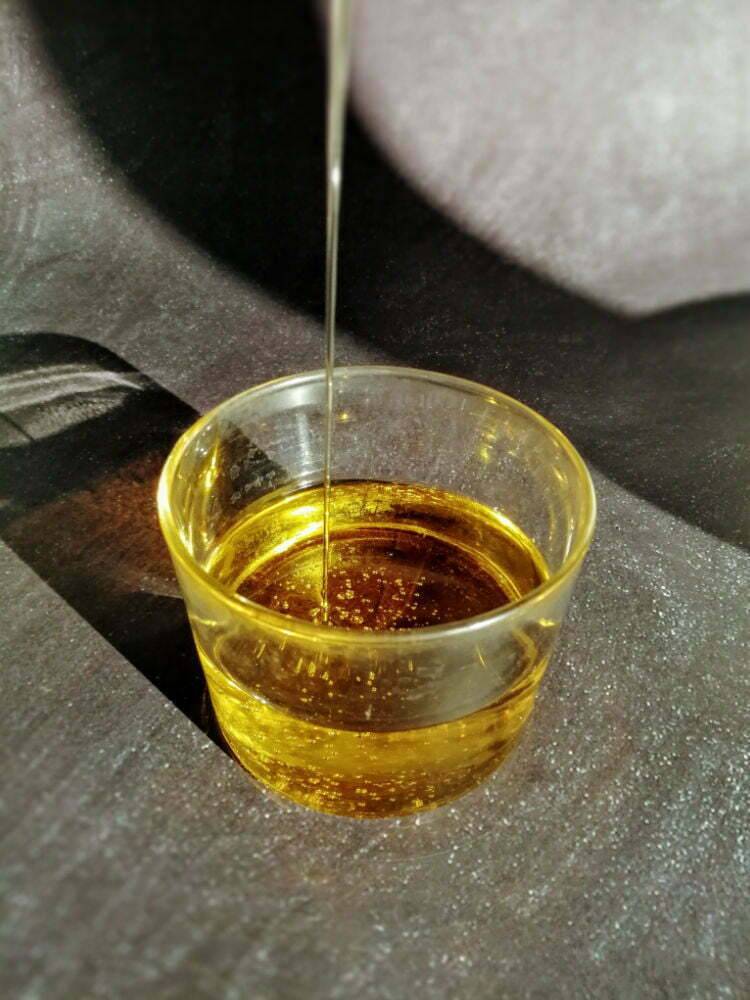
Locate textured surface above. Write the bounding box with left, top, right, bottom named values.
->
left=349, top=0, right=750, bottom=314
left=1, top=2, right=749, bottom=997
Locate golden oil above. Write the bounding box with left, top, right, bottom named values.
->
left=198, top=481, right=549, bottom=817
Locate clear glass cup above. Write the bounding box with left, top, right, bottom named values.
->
left=158, top=367, right=596, bottom=818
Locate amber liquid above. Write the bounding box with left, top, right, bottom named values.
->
left=201, top=481, right=548, bottom=817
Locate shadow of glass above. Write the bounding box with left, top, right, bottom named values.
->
left=0, top=333, right=213, bottom=731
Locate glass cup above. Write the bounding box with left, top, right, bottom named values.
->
left=158, top=367, right=596, bottom=818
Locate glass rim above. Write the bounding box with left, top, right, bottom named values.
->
left=158, top=365, right=597, bottom=645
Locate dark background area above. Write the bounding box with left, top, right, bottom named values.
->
left=26, top=0, right=750, bottom=549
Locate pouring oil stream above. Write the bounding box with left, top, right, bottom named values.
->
left=322, top=0, right=353, bottom=622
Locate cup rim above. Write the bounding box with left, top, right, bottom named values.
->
left=158, top=365, right=597, bottom=644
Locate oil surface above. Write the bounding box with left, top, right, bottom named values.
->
left=203, top=480, right=548, bottom=817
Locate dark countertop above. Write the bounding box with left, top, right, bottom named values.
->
left=1, top=3, right=748, bottom=997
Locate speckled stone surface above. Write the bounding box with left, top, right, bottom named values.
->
left=1, top=3, right=749, bottom=997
